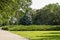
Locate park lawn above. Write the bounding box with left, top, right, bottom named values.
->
left=11, top=31, right=60, bottom=40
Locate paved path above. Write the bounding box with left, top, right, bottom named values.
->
left=0, top=28, right=28, bottom=40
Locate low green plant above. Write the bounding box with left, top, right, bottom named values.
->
left=2, top=25, right=60, bottom=31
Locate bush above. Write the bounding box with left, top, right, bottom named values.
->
left=2, top=26, right=8, bottom=30
left=20, top=14, right=32, bottom=25
left=2, top=25, right=60, bottom=31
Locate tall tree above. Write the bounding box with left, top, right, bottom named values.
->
left=34, top=3, right=60, bottom=25
left=0, top=0, right=19, bottom=25
left=18, top=0, right=32, bottom=25
left=0, top=0, right=32, bottom=25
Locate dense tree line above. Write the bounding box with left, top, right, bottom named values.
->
left=19, top=3, right=60, bottom=25
left=33, top=3, right=60, bottom=25
left=0, top=0, right=60, bottom=26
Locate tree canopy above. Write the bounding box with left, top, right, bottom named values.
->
left=34, top=3, right=60, bottom=25
left=0, top=0, right=32, bottom=25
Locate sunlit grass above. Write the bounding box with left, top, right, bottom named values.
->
left=11, top=31, right=60, bottom=40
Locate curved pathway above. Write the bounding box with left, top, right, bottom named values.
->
left=0, top=28, right=28, bottom=40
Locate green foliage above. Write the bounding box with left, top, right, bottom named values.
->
left=0, top=0, right=19, bottom=26
left=20, top=15, right=32, bottom=25
left=34, top=3, right=60, bottom=25
left=0, top=0, right=32, bottom=26
left=2, top=25, right=60, bottom=31
left=18, top=0, right=32, bottom=25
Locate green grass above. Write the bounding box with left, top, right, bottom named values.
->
left=11, top=31, right=60, bottom=40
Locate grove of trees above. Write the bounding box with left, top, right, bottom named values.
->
left=34, top=3, right=60, bottom=25
left=0, top=0, right=60, bottom=26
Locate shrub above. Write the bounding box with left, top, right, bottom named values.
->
left=2, top=25, right=60, bottom=31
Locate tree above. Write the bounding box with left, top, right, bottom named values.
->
left=0, top=0, right=32, bottom=25
left=0, top=0, right=19, bottom=26
left=18, top=0, right=32, bottom=25
left=34, top=3, right=60, bottom=25
left=20, top=15, right=32, bottom=25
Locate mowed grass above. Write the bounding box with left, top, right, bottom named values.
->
left=11, top=31, right=60, bottom=40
